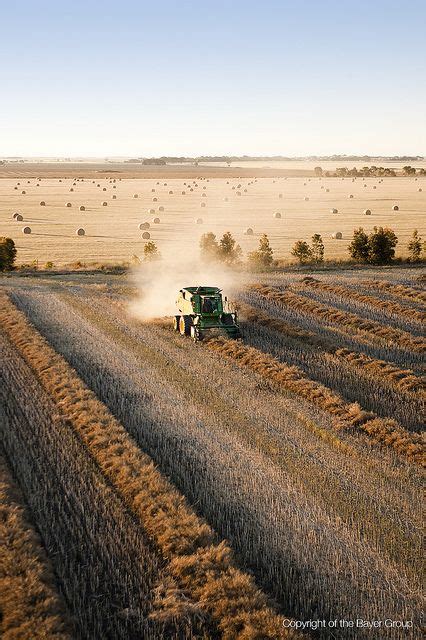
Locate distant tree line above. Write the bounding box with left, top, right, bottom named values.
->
left=291, top=228, right=423, bottom=265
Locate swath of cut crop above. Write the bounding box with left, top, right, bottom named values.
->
left=0, top=450, right=74, bottom=640
left=360, top=280, right=426, bottom=305
left=205, top=336, right=425, bottom=466
left=297, top=278, right=425, bottom=324
left=240, top=303, right=425, bottom=395
left=251, top=284, right=426, bottom=354
left=0, top=292, right=301, bottom=640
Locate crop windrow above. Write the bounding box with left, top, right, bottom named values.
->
left=0, top=449, right=74, bottom=640
left=360, top=279, right=426, bottom=305
left=239, top=303, right=425, bottom=394
left=250, top=284, right=426, bottom=353
left=0, top=291, right=301, bottom=640
left=205, top=336, right=425, bottom=466
left=297, top=277, right=425, bottom=324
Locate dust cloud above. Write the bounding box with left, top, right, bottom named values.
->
left=129, top=235, right=244, bottom=321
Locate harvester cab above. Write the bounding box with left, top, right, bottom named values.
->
left=173, top=286, right=241, bottom=341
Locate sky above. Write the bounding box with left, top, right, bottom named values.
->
left=0, top=0, right=425, bottom=157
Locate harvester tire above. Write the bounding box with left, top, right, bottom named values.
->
left=179, top=315, right=192, bottom=336
left=173, top=316, right=180, bottom=332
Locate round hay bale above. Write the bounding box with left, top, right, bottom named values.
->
left=330, top=208, right=339, bottom=214
left=152, top=217, right=160, bottom=224
left=133, top=194, right=139, bottom=199
left=273, top=212, right=282, bottom=218
left=304, top=196, right=309, bottom=201
left=40, top=201, right=46, bottom=206
left=76, top=228, right=85, bottom=236
left=158, top=206, right=164, bottom=211
left=332, top=231, right=343, bottom=239
left=181, top=191, right=186, bottom=195
left=113, top=185, right=116, bottom=189
left=195, top=218, right=203, bottom=224
left=97, top=183, right=101, bottom=187
left=14, top=186, right=18, bottom=190
left=202, top=192, right=207, bottom=197
left=364, top=209, right=372, bottom=215
left=103, top=187, right=107, bottom=191
left=224, top=197, right=229, bottom=202
left=142, top=231, right=151, bottom=239
left=373, top=186, right=377, bottom=189
left=112, top=195, right=117, bottom=199
left=21, top=190, right=26, bottom=194
left=200, top=202, right=206, bottom=208
left=278, top=193, right=283, bottom=199
left=12, top=212, right=20, bottom=219
left=152, top=188, right=156, bottom=192
left=326, top=188, right=330, bottom=192
left=190, top=188, right=193, bottom=192
left=149, top=208, right=156, bottom=214
left=168, top=190, right=173, bottom=194
left=70, top=188, right=74, bottom=192
left=22, top=226, right=31, bottom=234
left=16, top=214, right=24, bottom=222
left=418, top=187, right=422, bottom=192
left=392, top=204, right=399, bottom=211
left=66, top=202, right=72, bottom=207
left=348, top=194, right=354, bottom=199
left=152, top=197, right=158, bottom=202
left=236, top=191, right=241, bottom=196
left=79, top=205, right=86, bottom=211
left=102, top=201, right=108, bottom=206
left=139, top=222, right=150, bottom=230
left=163, top=183, right=167, bottom=186
left=244, top=188, right=248, bottom=192
left=203, top=186, right=206, bottom=190
left=244, top=227, right=254, bottom=235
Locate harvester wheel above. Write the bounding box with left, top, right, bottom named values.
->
left=179, top=315, right=192, bottom=336
left=173, top=316, right=180, bottom=332
left=190, top=325, right=200, bottom=341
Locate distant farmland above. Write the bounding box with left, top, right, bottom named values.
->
left=0, top=162, right=425, bottom=266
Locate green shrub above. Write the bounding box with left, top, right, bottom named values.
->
left=0, top=237, right=17, bottom=271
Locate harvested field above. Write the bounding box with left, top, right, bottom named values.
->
left=0, top=165, right=425, bottom=265
left=1, top=263, right=424, bottom=639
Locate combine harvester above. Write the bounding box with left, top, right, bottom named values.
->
left=173, top=286, right=241, bottom=341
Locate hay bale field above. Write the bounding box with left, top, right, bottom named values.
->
left=0, top=163, right=424, bottom=265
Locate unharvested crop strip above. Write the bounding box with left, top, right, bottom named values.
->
left=0, top=451, right=73, bottom=640
left=251, top=284, right=426, bottom=354
left=298, top=278, right=425, bottom=324
left=205, top=337, right=425, bottom=466
left=360, top=280, right=426, bottom=305
left=240, top=303, right=425, bottom=394
left=0, top=293, right=301, bottom=640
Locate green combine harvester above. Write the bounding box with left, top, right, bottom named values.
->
left=173, top=286, right=241, bottom=341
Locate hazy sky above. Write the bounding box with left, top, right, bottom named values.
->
left=1, top=0, right=425, bottom=156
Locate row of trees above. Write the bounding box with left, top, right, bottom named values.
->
left=292, top=228, right=423, bottom=265
left=315, top=165, right=425, bottom=177
left=199, top=231, right=274, bottom=268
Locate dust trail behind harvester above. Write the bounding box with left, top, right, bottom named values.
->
left=129, top=234, right=244, bottom=321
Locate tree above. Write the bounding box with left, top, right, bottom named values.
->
left=248, top=234, right=274, bottom=268
left=348, top=228, right=370, bottom=263
left=311, top=234, right=324, bottom=263
left=218, top=231, right=242, bottom=265
left=143, top=241, right=161, bottom=261
left=368, top=227, right=398, bottom=264
left=407, top=229, right=422, bottom=262
left=200, top=232, right=220, bottom=262
left=0, top=237, right=17, bottom=271
left=314, top=166, right=323, bottom=177
left=292, top=240, right=312, bottom=264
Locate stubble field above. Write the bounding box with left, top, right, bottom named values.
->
left=0, top=162, right=424, bottom=266
left=0, top=262, right=424, bottom=639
